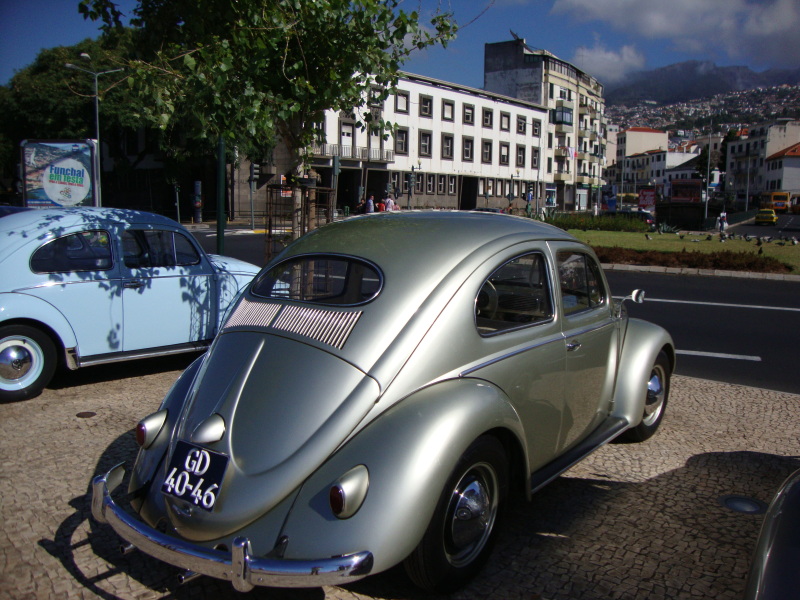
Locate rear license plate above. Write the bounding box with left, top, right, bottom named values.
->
left=162, top=440, right=228, bottom=511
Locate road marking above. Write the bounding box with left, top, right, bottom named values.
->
left=645, top=297, right=800, bottom=313
left=676, top=350, right=762, bottom=362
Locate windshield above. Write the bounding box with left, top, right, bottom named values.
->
left=251, top=255, right=382, bottom=306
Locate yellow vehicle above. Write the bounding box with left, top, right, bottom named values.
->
left=760, top=191, right=789, bottom=214
left=755, top=208, right=778, bottom=226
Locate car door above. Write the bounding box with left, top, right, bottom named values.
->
left=553, top=245, right=618, bottom=453
left=120, top=227, right=215, bottom=352
left=470, top=250, right=568, bottom=471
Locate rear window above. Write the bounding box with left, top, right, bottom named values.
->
left=30, top=230, right=112, bottom=273
left=251, top=255, right=382, bottom=306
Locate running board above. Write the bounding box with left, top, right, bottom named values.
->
left=530, top=416, right=629, bottom=495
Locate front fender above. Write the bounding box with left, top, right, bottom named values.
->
left=0, top=292, right=77, bottom=349
left=612, top=318, right=675, bottom=426
left=279, top=378, right=526, bottom=575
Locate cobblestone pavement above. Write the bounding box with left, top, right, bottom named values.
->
left=1, top=357, right=798, bottom=600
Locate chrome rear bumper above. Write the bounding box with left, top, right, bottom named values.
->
left=91, top=464, right=374, bottom=592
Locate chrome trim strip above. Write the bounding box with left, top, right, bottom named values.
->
left=91, top=466, right=374, bottom=590
left=460, top=333, right=564, bottom=376
left=76, top=342, right=208, bottom=367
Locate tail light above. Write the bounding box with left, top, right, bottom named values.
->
left=329, top=465, right=370, bottom=519
left=135, top=409, right=168, bottom=449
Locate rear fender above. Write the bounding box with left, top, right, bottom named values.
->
left=612, top=318, right=674, bottom=426
left=0, top=292, right=76, bottom=350
left=129, top=354, right=206, bottom=517
left=279, top=378, right=526, bottom=575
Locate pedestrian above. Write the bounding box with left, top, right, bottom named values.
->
left=385, top=195, right=395, bottom=212
left=366, top=195, right=374, bottom=213
left=377, top=198, right=386, bottom=212
left=719, top=210, right=727, bottom=233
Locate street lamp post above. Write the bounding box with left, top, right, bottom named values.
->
left=65, top=54, right=123, bottom=206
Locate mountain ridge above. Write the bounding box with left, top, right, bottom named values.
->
left=605, top=61, right=800, bottom=106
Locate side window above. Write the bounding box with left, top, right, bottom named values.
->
left=123, top=230, right=201, bottom=269
left=30, top=230, right=112, bottom=273
left=557, top=251, right=607, bottom=315
left=475, top=252, right=553, bottom=335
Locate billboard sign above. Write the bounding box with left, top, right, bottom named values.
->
left=21, top=140, right=97, bottom=208
left=638, top=186, right=656, bottom=212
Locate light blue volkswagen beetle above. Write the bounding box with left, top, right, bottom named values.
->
left=0, top=207, right=259, bottom=401
left=92, top=211, right=674, bottom=593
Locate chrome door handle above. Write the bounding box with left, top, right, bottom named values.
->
left=566, top=340, right=582, bottom=351
left=123, top=280, right=143, bottom=289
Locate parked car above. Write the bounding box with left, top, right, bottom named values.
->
left=0, top=207, right=260, bottom=401
left=744, top=467, right=800, bottom=600
left=755, top=209, right=778, bottom=226
left=92, top=211, right=674, bottom=593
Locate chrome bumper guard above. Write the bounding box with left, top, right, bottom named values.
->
left=91, top=465, right=374, bottom=592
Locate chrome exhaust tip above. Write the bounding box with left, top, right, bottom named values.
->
left=120, top=543, right=136, bottom=555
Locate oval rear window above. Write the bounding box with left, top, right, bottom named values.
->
left=251, top=255, right=382, bottom=306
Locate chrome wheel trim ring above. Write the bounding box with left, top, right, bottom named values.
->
left=642, top=363, right=667, bottom=427
left=0, top=336, right=43, bottom=390
left=444, top=462, right=499, bottom=568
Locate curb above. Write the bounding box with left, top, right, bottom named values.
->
left=601, top=262, right=800, bottom=282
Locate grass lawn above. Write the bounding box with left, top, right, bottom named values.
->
left=568, top=229, right=800, bottom=275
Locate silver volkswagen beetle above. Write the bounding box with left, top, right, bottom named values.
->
left=92, top=211, right=674, bottom=593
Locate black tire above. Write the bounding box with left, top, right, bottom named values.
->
left=404, top=435, right=507, bottom=593
left=618, top=350, right=670, bottom=443
left=0, top=324, right=57, bottom=402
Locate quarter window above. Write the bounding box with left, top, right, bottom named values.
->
left=475, top=252, right=553, bottom=335
left=557, top=251, right=607, bottom=315
left=122, top=230, right=201, bottom=269
left=31, top=230, right=113, bottom=273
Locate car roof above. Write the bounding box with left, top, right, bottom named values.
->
left=281, top=211, right=576, bottom=268
left=0, top=207, right=184, bottom=257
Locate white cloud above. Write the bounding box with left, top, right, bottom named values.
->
left=571, top=40, right=645, bottom=83
left=552, top=0, right=800, bottom=69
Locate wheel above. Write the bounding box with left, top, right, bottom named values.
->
left=404, top=435, right=507, bottom=593
left=618, top=350, right=670, bottom=443
left=0, top=325, right=57, bottom=402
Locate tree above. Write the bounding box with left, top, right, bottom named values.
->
left=79, top=0, right=458, bottom=170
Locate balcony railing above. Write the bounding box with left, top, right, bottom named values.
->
left=311, top=143, right=394, bottom=163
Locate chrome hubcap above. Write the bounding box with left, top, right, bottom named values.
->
left=445, top=463, right=498, bottom=567
left=643, top=364, right=666, bottom=426
left=0, top=344, right=33, bottom=381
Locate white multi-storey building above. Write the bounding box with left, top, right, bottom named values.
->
left=306, top=71, right=551, bottom=213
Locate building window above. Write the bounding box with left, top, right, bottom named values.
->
left=547, top=157, right=552, bottom=174
left=438, top=175, right=446, bottom=194
left=441, top=134, right=454, bottom=160
left=463, top=137, right=474, bottom=162
left=487, top=178, right=494, bottom=196
left=420, top=95, right=433, bottom=118
left=463, top=103, right=475, bottom=125
left=532, top=119, right=541, bottom=137
left=448, top=176, right=456, bottom=195
left=482, top=108, right=493, bottom=128
left=517, top=116, right=527, bottom=135
left=482, top=140, right=493, bottom=164
left=499, top=142, right=510, bottom=165
left=531, top=148, right=540, bottom=169
left=395, top=91, right=409, bottom=114
left=516, top=145, right=526, bottom=168
left=442, top=100, right=455, bottom=121
left=419, top=130, right=432, bottom=157
left=426, top=174, right=435, bottom=194
left=369, top=86, right=383, bottom=107
left=392, top=172, right=401, bottom=194
left=395, top=128, right=409, bottom=155
left=500, top=112, right=510, bottom=131
left=553, top=107, right=573, bottom=126
left=415, top=173, right=424, bottom=194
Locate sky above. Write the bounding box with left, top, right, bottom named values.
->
left=2, top=0, right=799, bottom=89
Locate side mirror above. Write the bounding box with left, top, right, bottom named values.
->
left=615, top=289, right=645, bottom=317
